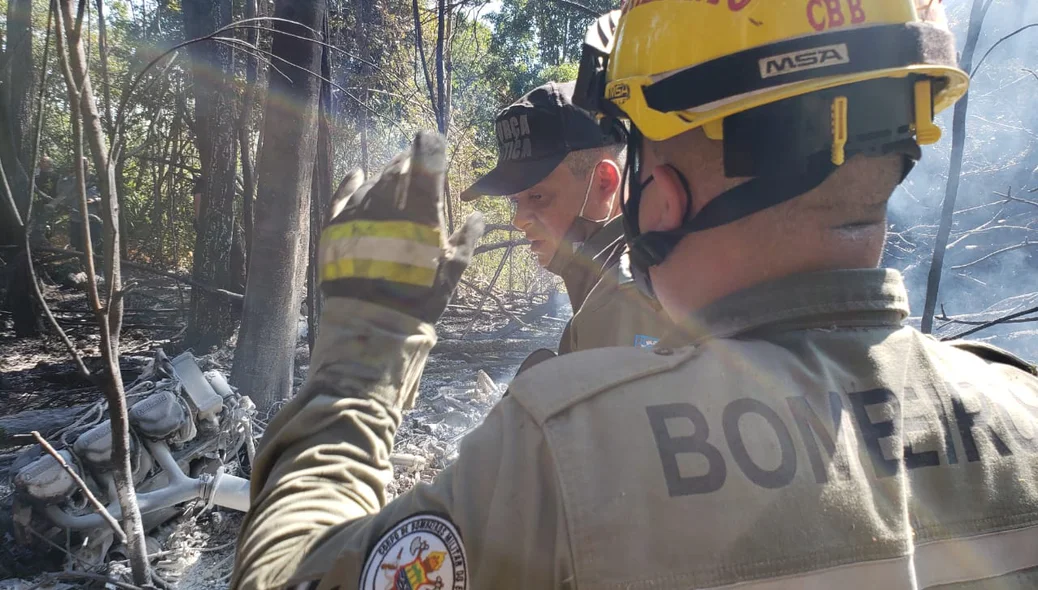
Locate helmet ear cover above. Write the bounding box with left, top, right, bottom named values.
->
left=721, top=75, right=926, bottom=179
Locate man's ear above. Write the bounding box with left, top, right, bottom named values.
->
left=595, top=159, right=622, bottom=194
left=589, top=159, right=618, bottom=218
left=639, top=164, right=688, bottom=233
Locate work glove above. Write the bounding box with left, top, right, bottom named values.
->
left=319, top=131, right=484, bottom=324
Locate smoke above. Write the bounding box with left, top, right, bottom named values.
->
left=884, top=0, right=1038, bottom=357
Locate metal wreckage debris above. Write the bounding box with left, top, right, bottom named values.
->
left=10, top=350, right=255, bottom=570
left=6, top=338, right=512, bottom=576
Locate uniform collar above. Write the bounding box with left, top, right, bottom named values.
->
left=661, top=269, right=910, bottom=347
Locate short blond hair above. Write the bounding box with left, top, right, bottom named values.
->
left=564, top=144, right=626, bottom=179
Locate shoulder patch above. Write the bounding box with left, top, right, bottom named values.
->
left=947, top=340, right=1037, bottom=376
left=508, top=345, right=699, bottom=424
left=360, top=513, right=467, bottom=590
left=633, top=334, right=659, bottom=348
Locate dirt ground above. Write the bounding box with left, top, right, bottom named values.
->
left=0, top=265, right=567, bottom=588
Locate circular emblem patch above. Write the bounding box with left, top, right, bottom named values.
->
left=360, top=513, right=468, bottom=590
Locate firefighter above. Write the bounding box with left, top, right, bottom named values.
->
left=232, top=2, right=1038, bottom=588
left=462, top=82, right=670, bottom=354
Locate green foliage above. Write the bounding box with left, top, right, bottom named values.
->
left=12, top=0, right=617, bottom=291
left=483, top=0, right=617, bottom=103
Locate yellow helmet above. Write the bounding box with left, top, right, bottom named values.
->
left=572, top=0, right=968, bottom=292
left=605, top=0, right=968, bottom=153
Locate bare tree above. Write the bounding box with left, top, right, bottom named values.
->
left=4, top=0, right=34, bottom=171
left=182, top=0, right=241, bottom=350
left=307, top=21, right=334, bottom=354
left=356, top=0, right=375, bottom=176
left=1, top=0, right=39, bottom=337
left=232, top=0, right=328, bottom=411
left=435, top=0, right=455, bottom=232
left=94, top=0, right=113, bottom=132
left=53, top=0, right=149, bottom=583
left=920, top=0, right=995, bottom=333
left=238, top=0, right=261, bottom=272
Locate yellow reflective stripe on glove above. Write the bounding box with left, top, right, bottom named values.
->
left=319, top=220, right=443, bottom=287
left=322, top=219, right=442, bottom=244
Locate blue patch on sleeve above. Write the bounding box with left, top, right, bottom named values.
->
left=634, top=334, right=659, bottom=348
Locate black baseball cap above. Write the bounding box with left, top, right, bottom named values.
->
left=461, top=81, right=621, bottom=202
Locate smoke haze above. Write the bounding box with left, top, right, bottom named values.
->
left=884, top=0, right=1038, bottom=357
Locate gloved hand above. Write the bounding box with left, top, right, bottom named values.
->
left=320, top=131, right=484, bottom=324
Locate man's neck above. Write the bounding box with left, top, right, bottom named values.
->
left=653, top=225, right=884, bottom=322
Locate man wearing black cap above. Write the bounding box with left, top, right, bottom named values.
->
left=462, top=81, right=669, bottom=354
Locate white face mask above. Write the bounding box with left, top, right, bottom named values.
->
left=546, top=163, right=619, bottom=271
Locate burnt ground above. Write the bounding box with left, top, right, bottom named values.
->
left=0, top=262, right=567, bottom=588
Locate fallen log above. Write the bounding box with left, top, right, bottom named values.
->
left=458, top=278, right=534, bottom=331
left=34, top=246, right=244, bottom=300
left=0, top=404, right=92, bottom=446
left=491, top=295, right=562, bottom=339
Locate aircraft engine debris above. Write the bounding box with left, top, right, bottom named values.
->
left=10, top=350, right=255, bottom=569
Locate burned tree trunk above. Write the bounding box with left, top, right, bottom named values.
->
left=307, top=28, right=334, bottom=354
left=232, top=0, right=326, bottom=410
left=238, top=0, right=260, bottom=275
left=356, top=0, right=374, bottom=176
left=1, top=0, right=39, bottom=337
left=182, top=0, right=240, bottom=350
left=4, top=0, right=34, bottom=173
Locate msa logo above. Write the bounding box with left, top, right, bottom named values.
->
left=758, top=44, right=849, bottom=79
left=606, top=82, right=631, bottom=104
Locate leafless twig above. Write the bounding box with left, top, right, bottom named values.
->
left=459, top=278, right=535, bottom=331
left=24, top=527, right=97, bottom=571
left=462, top=245, right=513, bottom=337
left=474, top=238, right=529, bottom=256
left=30, top=430, right=126, bottom=543
left=544, top=0, right=600, bottom=17
left=942, top=304, right=1038, bottom=341
left=993, top=186, right=1038, bottom=210
left=950, top=240, right=1036, bottom=270
left=937, top=315, right=1038, bottom=327
left=970, top=23, right=1038, bottom=79
left=0, top=152, right=22, bottom=229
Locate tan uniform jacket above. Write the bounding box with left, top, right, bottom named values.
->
left=233, top=270, right=1038, bottom=590
left=551, top=217, right=670, bottom=354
